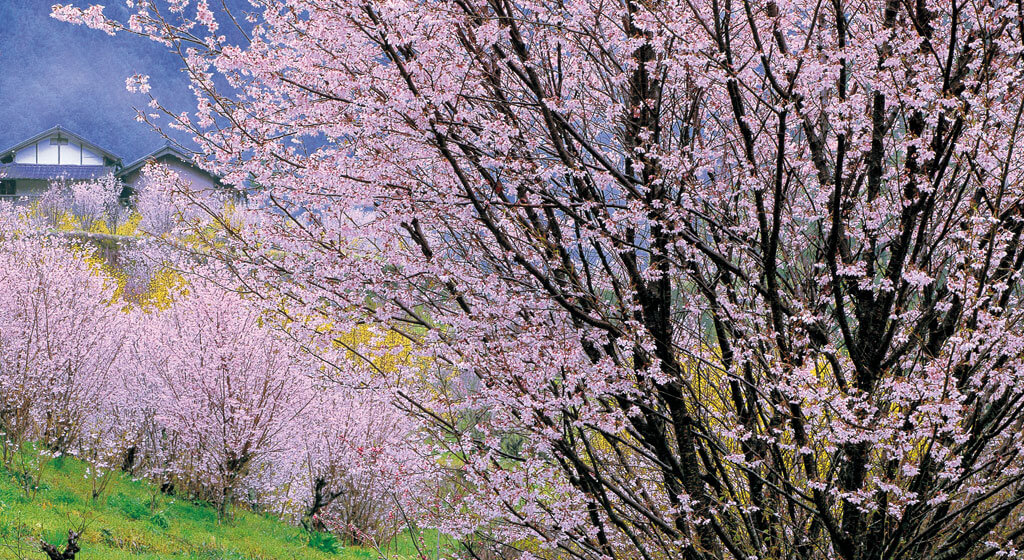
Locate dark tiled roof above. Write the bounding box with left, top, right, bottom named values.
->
left=0, top=163, right=113, bottom=180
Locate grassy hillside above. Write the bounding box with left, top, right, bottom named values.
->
left=0, top=450, right=437, bottom=560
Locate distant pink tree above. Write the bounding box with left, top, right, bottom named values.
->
left=282, top=384, right=435, bottom=545
left=0, top=205, right=127, bottom=465
left=57, top=2, right=1024, bottom=559
left=69, top=173, right=125, bottom=231
left=132, top=163, right=183, bottom=236
left=137, top=278, right=313, bottom=515
left=33, top=182, right=70, bottom=228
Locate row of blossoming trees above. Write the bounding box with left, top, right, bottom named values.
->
left=41, top=0, right=1024, bottom=558
left=0, top=194, right=433, bottom=545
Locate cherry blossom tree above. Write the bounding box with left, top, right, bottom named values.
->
left=136, top=277, right=314, bottom=516
left=68, top=173, right=126, bottom=232
left=33, top=174, right=129, bottom=232
left=282, top=383, right=435, bottom=545
left=55, top=1, right=1024, bottom=559
left=32, top=182, right=71, bottom=229
left=132, top=163, right=186, bottom=236
left=0, top=204, right=130, bottom=489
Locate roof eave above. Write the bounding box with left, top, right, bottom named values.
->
left=118, top=145, right=223, bottom=183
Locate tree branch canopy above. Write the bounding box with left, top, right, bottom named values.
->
left=53, top=0, right=1024, bottom=558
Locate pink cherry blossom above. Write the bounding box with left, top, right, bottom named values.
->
left=50, top=1, right=1024, bottom=558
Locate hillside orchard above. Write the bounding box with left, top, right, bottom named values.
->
left=0, top=199, right=432, bottom=547
left=23, top=0, right=1024, bottom=559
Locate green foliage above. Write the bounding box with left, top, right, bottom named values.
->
left=108, top=493, right=149, bottom=521
left=5, top=460, right=49, bottom=496
left=148, top=512, right=170, bottom=530
left=0, top=449, right=432, bottom=559
left=0, top=483, right=28, bottom=506
left=41, top=527, right=69, bottom=549
left=166, top=500, right=217, bottom=526
left=307, top=530, right=343, bottom=555
left=50, top=489, right=80, bottom=505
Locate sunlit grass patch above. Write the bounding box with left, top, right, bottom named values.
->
left=0, top=450, right=448, bottom=559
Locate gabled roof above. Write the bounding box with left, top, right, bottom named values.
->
left=0, top=163, right=111, bottom=181
left=118, top=143, right=220, bottom=182
left=0, top=125, right=122, bottom=166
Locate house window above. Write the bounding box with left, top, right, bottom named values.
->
left=50, top=136, right=69, bottom=146
left=0, top=180, right=15, bottom=196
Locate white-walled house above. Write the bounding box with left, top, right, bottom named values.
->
left=0, top=125, right=223, bottom=202
left=0, top=126, right=120, bottom=200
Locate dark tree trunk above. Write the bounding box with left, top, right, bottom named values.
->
left=40, top=530, right=80, bottom=560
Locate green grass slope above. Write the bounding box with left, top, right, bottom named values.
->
left=0, top=452, right=432, bottom=560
